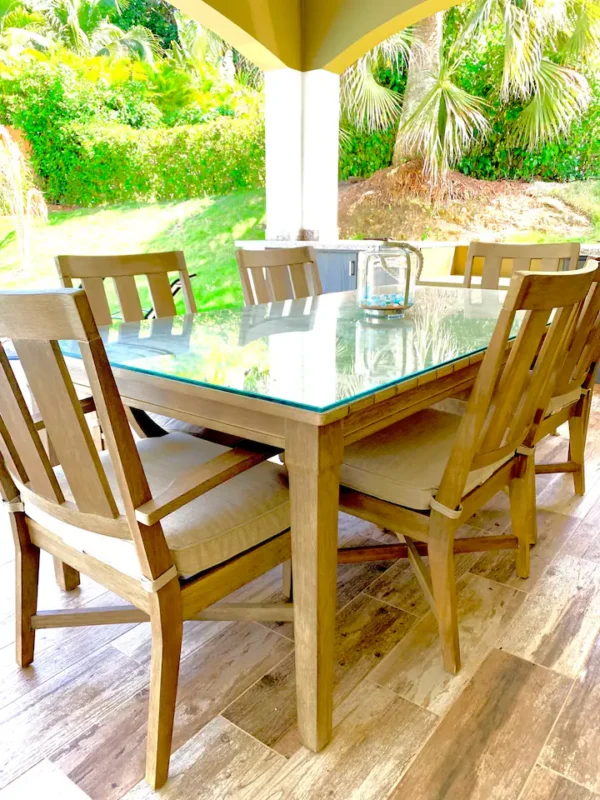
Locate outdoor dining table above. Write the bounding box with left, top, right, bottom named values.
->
left=61, top=284, right=515, bottom=754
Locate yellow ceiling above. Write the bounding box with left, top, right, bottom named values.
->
left=171, top=0, right=461, bottom=73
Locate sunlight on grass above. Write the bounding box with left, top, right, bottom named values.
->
left=0, top=189, right=266, bottom=311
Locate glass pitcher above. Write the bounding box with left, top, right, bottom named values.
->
left=358, top=242, right=422, bottom=319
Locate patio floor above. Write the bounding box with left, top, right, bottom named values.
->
left=1, top=394, right=600, bottom=799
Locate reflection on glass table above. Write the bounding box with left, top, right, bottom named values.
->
left=60, top=287, right=521, bottom=413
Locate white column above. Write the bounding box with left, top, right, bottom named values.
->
left=265, top=68, right=340, bottom=241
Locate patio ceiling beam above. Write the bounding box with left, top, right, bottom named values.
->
left=170, top=0, right=302, bottom=71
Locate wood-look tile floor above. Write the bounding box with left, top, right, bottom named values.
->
left=3, top=397, right=600, bottom=799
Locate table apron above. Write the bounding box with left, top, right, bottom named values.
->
left=67, top=354, right=482, bottom=447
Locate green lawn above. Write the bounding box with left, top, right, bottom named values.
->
left=0, top=189, right=266, bottom=313
left=551, top=181, right=600, bottom=239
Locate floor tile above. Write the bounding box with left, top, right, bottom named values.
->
left=370, top=572, right=525, bottom=715
left=0, top=760, right=90, bottom=799
left=249, top=681, right=437, bottom=800
left=0, top=646, right=147, bottom=788
left=541, top=632, right=600, bottom=794
left=52, top=623, right=291, bottom=800
left=501, top=554, right=600, bottom=677
left=123, top=716, right=285, bottom=800
left=470, top=511, right=581, bottom=593
left=520, top=766, right=596, bottom=800
left=389, top=649, right=571, bottom=800
left=223, top=593, right=417, bottom=757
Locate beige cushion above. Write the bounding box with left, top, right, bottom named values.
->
left=145, top=412, right=240, bottom=446
left=26, top=432, right=289, bottom=577
left=341, top=408, right=511, bottom=511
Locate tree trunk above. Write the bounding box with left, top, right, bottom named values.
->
left=393, top=12, right=444, bottom=165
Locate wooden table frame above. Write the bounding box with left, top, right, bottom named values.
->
left=66, top=345, right=484, bottom=752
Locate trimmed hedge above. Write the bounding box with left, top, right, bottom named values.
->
left=53, top=116, right=265, bottom=205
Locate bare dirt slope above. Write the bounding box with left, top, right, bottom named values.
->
left=338, top=163, right=594, bottom=242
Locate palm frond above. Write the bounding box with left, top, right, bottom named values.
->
left=560, top=0, right=600, bottom=62
left=500, top=2, right=542, bottom=100
left=398, top=64, right=490, bottom=183
left=341, top=60, right=402, bottom=131
left=92, top=21, right=159, bottom=63
left=340, top=30, right=411, bottom=132
left=513, top=58, right=590, bottom=148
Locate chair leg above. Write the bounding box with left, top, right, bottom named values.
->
left=568, top=399, right=589, bottom=496
left=11, top=512, right=40, bottom=667
left=282, top=560, right=293, bottom=601
left=145, top=579, right=183, bottom=790
left=53, top=558, right=81, bottom=591
left=509, top=454, right=535, bottom=578
left=428, top=513, right=460, bottom=675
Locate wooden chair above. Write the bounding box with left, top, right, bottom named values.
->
left=0, top=288, right=292, bottom=789
left=236, top=246, right=323, bottom=305
left=338, top=263, right=597, bottom=673
left=55, top=251, right=196, bottom=324
left=54, top=252, right=243, bottom=592
left=533, top=259, right=600, bottom=494
left=54, top=251, right=237, bottom=436
left=464, top=242, right=580, bottom=290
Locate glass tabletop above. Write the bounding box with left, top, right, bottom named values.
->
left=61, top=287, right=522, bottom=413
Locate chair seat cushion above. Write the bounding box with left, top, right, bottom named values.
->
left=26, top=432, right=289, bottom=577
left=341, top=408, right=511, bottom=511
left=145, top=412, right=242, bottom=447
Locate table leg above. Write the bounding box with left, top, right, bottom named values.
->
left=285, top=418, right=343, bottom=752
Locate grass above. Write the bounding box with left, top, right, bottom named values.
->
left=550, top=180, right=600, bottom=239
left=0, top=189, right=266, bottom=313
left=506, top=180, right=600, bottom=244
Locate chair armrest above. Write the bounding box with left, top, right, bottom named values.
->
left=135, top=444, right=282, bottom=526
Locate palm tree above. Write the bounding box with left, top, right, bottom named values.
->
left=37, top=0, right=160, bottom=62
left=345, top=0, right=599, bottom=184
left=170, top=10, right=262, bottom=87
left=0, top=0, right=53, bottom=59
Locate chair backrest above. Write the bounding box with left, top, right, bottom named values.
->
left=551, top=258, right=600, bottom=398
left=464, top=242, right=581, bottom=290
left=0, top=290, right=172, bottom=578
left=436, top=261, right=598, bottom=510
left=55, top=251, right=197, bottom=326
left=236, top=246, right=323, bottom=306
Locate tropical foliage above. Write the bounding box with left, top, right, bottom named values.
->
left=342, top=0, right=600, bottom=183
left=1, top=0, right=600, bottom=206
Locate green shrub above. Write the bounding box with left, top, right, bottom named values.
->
left=459, top=96, right=600, bottom=182
left=54, top=116, right=265, bottom=205
left=339, top=126, right=396, bottom=180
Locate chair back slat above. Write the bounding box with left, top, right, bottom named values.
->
left=552, top=260, right=600, bottom=397
left=436, top=262, right=597, bottom=509
left=55, top=251, right=197, bottom=324
left=0, top=347, right=63, bottom=502
left=13, top=339, right=119, bottom=516
left=478, top=309, right=552, bottom=453
left=288, top=262, right=311, bottom=298
left=147, top=272, right=177, bottom=318
left=80, top=277, right=113, bottom=326
left=236, top=246, right=323, bottom=306
left=464, top=242, right=581, bottom=290
left=114, top=275, right=144, bottom=322
left=266, top=264, right=294, bottom=301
